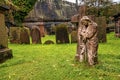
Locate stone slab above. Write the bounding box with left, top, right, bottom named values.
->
left=0, top=48, right=13, bottom=63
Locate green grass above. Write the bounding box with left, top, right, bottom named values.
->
left=0, top=33, right=120, bottom=80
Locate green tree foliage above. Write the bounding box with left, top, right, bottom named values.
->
left=78, top=0, right=120, bottom=23
left=84, top=0, right=113, bottom=16
left=12, top=0, right=37, bottom=25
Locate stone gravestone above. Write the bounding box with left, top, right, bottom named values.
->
left=10, top=27, right=21, bottom=43
left=31, top=26, right=41, bottom=44
left=38, top=22, right=45, bottom=37
left=55, top=24, right=69, bottom=44
left=113, top=14, right=120, bottom=37
left=71, top=31, right=77, bottom=43
left=0, top=5, right=13, bottom=63
left=20, top=27, right=30, bottom=44
left=95, top=17, right=107, bottom=43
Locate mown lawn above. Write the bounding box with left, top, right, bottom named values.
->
left=0, top=33, right=120, bottom=80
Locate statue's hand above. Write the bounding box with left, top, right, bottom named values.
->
left=81, top=30, right=86, bottom=36
left=82, top=36, right=87, bottom=43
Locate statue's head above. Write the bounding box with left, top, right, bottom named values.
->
left=81, top=16, right=91, bottom=26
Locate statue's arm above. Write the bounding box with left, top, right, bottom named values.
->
left=85, top=24, right=97, bottom=39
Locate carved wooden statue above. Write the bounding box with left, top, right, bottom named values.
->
left=77, top=16, right=98, bottom=65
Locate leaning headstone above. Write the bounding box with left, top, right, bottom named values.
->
left=55, top=24, right=69, bottom=44
left=71, top=31, right=77, bottom=43
left=31, top=26, right=41, bottom=44
left=44, top=40, right=54, bottom=44
left=9, top=27, right=21, bottom=43
left=0, top=5, right=13, bottom=63
left=20, top=27, right=30, bottom=44
left=95, top=17, right=107, bottom=43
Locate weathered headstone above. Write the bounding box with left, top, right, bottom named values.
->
left=0, top=5, right=13, bottom=63
left=31, top=26, right=41, bottom=44
left=38, top=22, right=45, bottom=37
left=113, top=14, right=120, bottom=37
left=55, top=24, right=69, bottom=44
left=115, top=19, right=120, bottom=37
left=10, top=27, right=20, bottom=43
left=95, top=17, right=107, bottom=42
left=71, top=31, right=77, bottom=43
left=20, top=27, right=30, bottom=44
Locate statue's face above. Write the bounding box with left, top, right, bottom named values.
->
left=81, top=20, right=88, bottom=26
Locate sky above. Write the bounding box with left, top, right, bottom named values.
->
left=65, top=0, right=120, bottom=3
